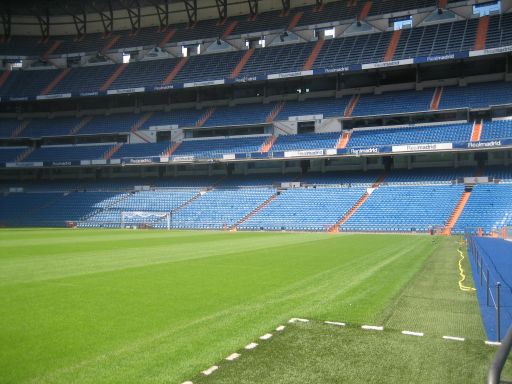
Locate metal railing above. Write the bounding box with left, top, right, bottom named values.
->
left=487, top=324, right=512, bottom=384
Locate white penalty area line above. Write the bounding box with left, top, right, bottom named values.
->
left=361, top=325, right=384, bottom=331
left=442, top=336, right=465, bottom=342
left=401, top=330, right=424, bottom=337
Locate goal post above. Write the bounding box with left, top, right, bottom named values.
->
left=120, top=211, right=171, bottom=230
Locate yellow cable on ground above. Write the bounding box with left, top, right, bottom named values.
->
left=457, top=241, right=476, bottom=292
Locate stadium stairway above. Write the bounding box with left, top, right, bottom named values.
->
left=470, top=120, right=483, bottom=142
left=41, top=40, right=61, bottom=61
left=329, top=171, right=387, bottom=232
left=100, top=64, right=128, bottom=92
left=0, top=70, right=11, bottom=88
left=222, top=21, right=239, bottom=38
left=303, top=39, right=325, bottom=70
left=430, top=87, right=443, bottom=111
left=69, top=116, right=93, bottom=135
left=10, top=120, right=30, bottom=138
left=288, top=11, right=304, bottom=31
left=40, top=68, right=71, bottom=96
left=101, top=35, right=120, bottom=55
left=163, top=142, right=181, bottom=156
left=195, top=107, right=216, bottom=127
left=16, top=147, right=34, bottom=162
left=230, top=192, right=279, bottom=230
left=474, top=15, right=490, bottom=51
left=442, top=187, right=472, bottom=235
left=337, top=131, right=351, bottom=149
left=344, top=95, right=360, bottom=117
left=130, top=112, right=154, bottom=132
left=229, top=48, right=255, bottom=79
left=266, top=101, right=285, bottom=123
left=358, top=1, right=373, bottom=20
left=103, top=143, right=123, bottom=160
left=158, top=29, right=176, bottom=48
left=383, top=30, right=401, bottom=62
left=260, top=135, right=277, bottom=152
left=162, top=57, right=189, bottom=84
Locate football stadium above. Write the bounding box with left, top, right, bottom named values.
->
left=0, top=0, right=512, bottom=382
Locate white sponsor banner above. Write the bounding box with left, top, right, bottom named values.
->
left=325, top=148, right=337, bottom=156
left=267, top=70, right=313, bottom=80
left=6, top=162, right=43, bottom=168
left=107, top=87, right=145, bottom=95
left=392, top=143, right=453, bottom=153
left=183, top=79, right=225, bottom=88
left=288, top=114, right=323, bottom=121
left=469, top=45, right=512, bottom=57
left=349, top=147, right=380, bottom=155
left=362, top=58, right=414, bottom=70
left=222, top=154, right=236, bottom=160
left=463, top=176, right=489, bottom=184
left=36, top=93, right=72, bottom=100
left=109, top=159, right=121, bottom=164
left=80, top=160, right=91, bottom=165
left=91, top=159, right=107, bottom=165
left=172, top=155, right=195, bottom=162
left=467, top=140, right=502, bottom=149
left=284, top=149, right=324, bottom=158
left=159, top=156, right=169, bottom=163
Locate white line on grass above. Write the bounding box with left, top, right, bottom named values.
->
left=245, top=342, right=258, bottom=350
left=260, top=333, right=272, bottom=340
left=361, top=325, right=384, bottom=331
left=401, top=331, right=424, bottom=337
left=181, top=381, right=193, bottom=384
left=442, top=336, right=465, bottom=342
left=324, top=321, right=346, bottom=327
left=289, top=318, right=309, bottom=323
left=202, top=366, right=218, bottom=376
left=225, top=353, right=241, bottom=361
left=276, top=325, right=286, bottom=331
left=485, top=341, right=502, bottom=346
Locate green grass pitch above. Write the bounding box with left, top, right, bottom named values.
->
left=0, top=229, right=509, bottom=383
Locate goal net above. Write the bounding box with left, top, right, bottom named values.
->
left=120, top=211, right=171, bottom=230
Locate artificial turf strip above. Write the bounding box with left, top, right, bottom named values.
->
left=193, top=321, right=512, bottom=384
left=0, top=229, right=436, bottom=384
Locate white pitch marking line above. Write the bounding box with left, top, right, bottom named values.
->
left=324, top=321, right=346, bottom=326
left=260, top=333, right=272, bottom=340
left=225, top=353, right=241, bottom=361
left=401, top=331, right=424, bottom=337
left=361, top=325, right=384, bottom=331
left=276, top=325, right=286, bottom=331
left=442, top=336, right=465, bottom=342
left=485, top=341, right=502, bottom=346
left=289, top=318, right=309, bottom=323
left=202, top=366, right=218, bottom=376
left=245, top=342, right=258, bottom=350
left=182, top=381, right=193, bottom=384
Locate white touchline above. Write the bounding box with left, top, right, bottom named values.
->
left=260, top=333, right=272, bottom=340
left=181, top=381, right=193, bottom=384
left=225, top=353, right=241, bottom=361
left=442, top=336, right=465, bottom=342
left=401, top=331, right=424, bottom=337
left=245, top=342, right=258, bottom=350
left=324, top=321, right=346, bottom=326
left=361, top=325, right=384, bottom=331
left=485, top=341, right=502, bottom=346
left=202, top=366, right=218, bottom=376
left=276, top=325, right=286, bottom=331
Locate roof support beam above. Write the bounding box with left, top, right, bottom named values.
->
left=71, top=9, right=87, bottom=38
left=0, top=6, right=11, bottom=39
left=93, top=0, right=114, bottom=35
left=36, top=7, right=50, bottom=40
left=151, top=0, right=170, bottom=30
left=183, top=0, right=197, bottom=26
left=215, top=0, right=227, bottom=22
left=247, top=0, right=258, bottom=18
left=119, top=0, right=141, bottom=33
left=281, top=0, right=290, bottom=14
